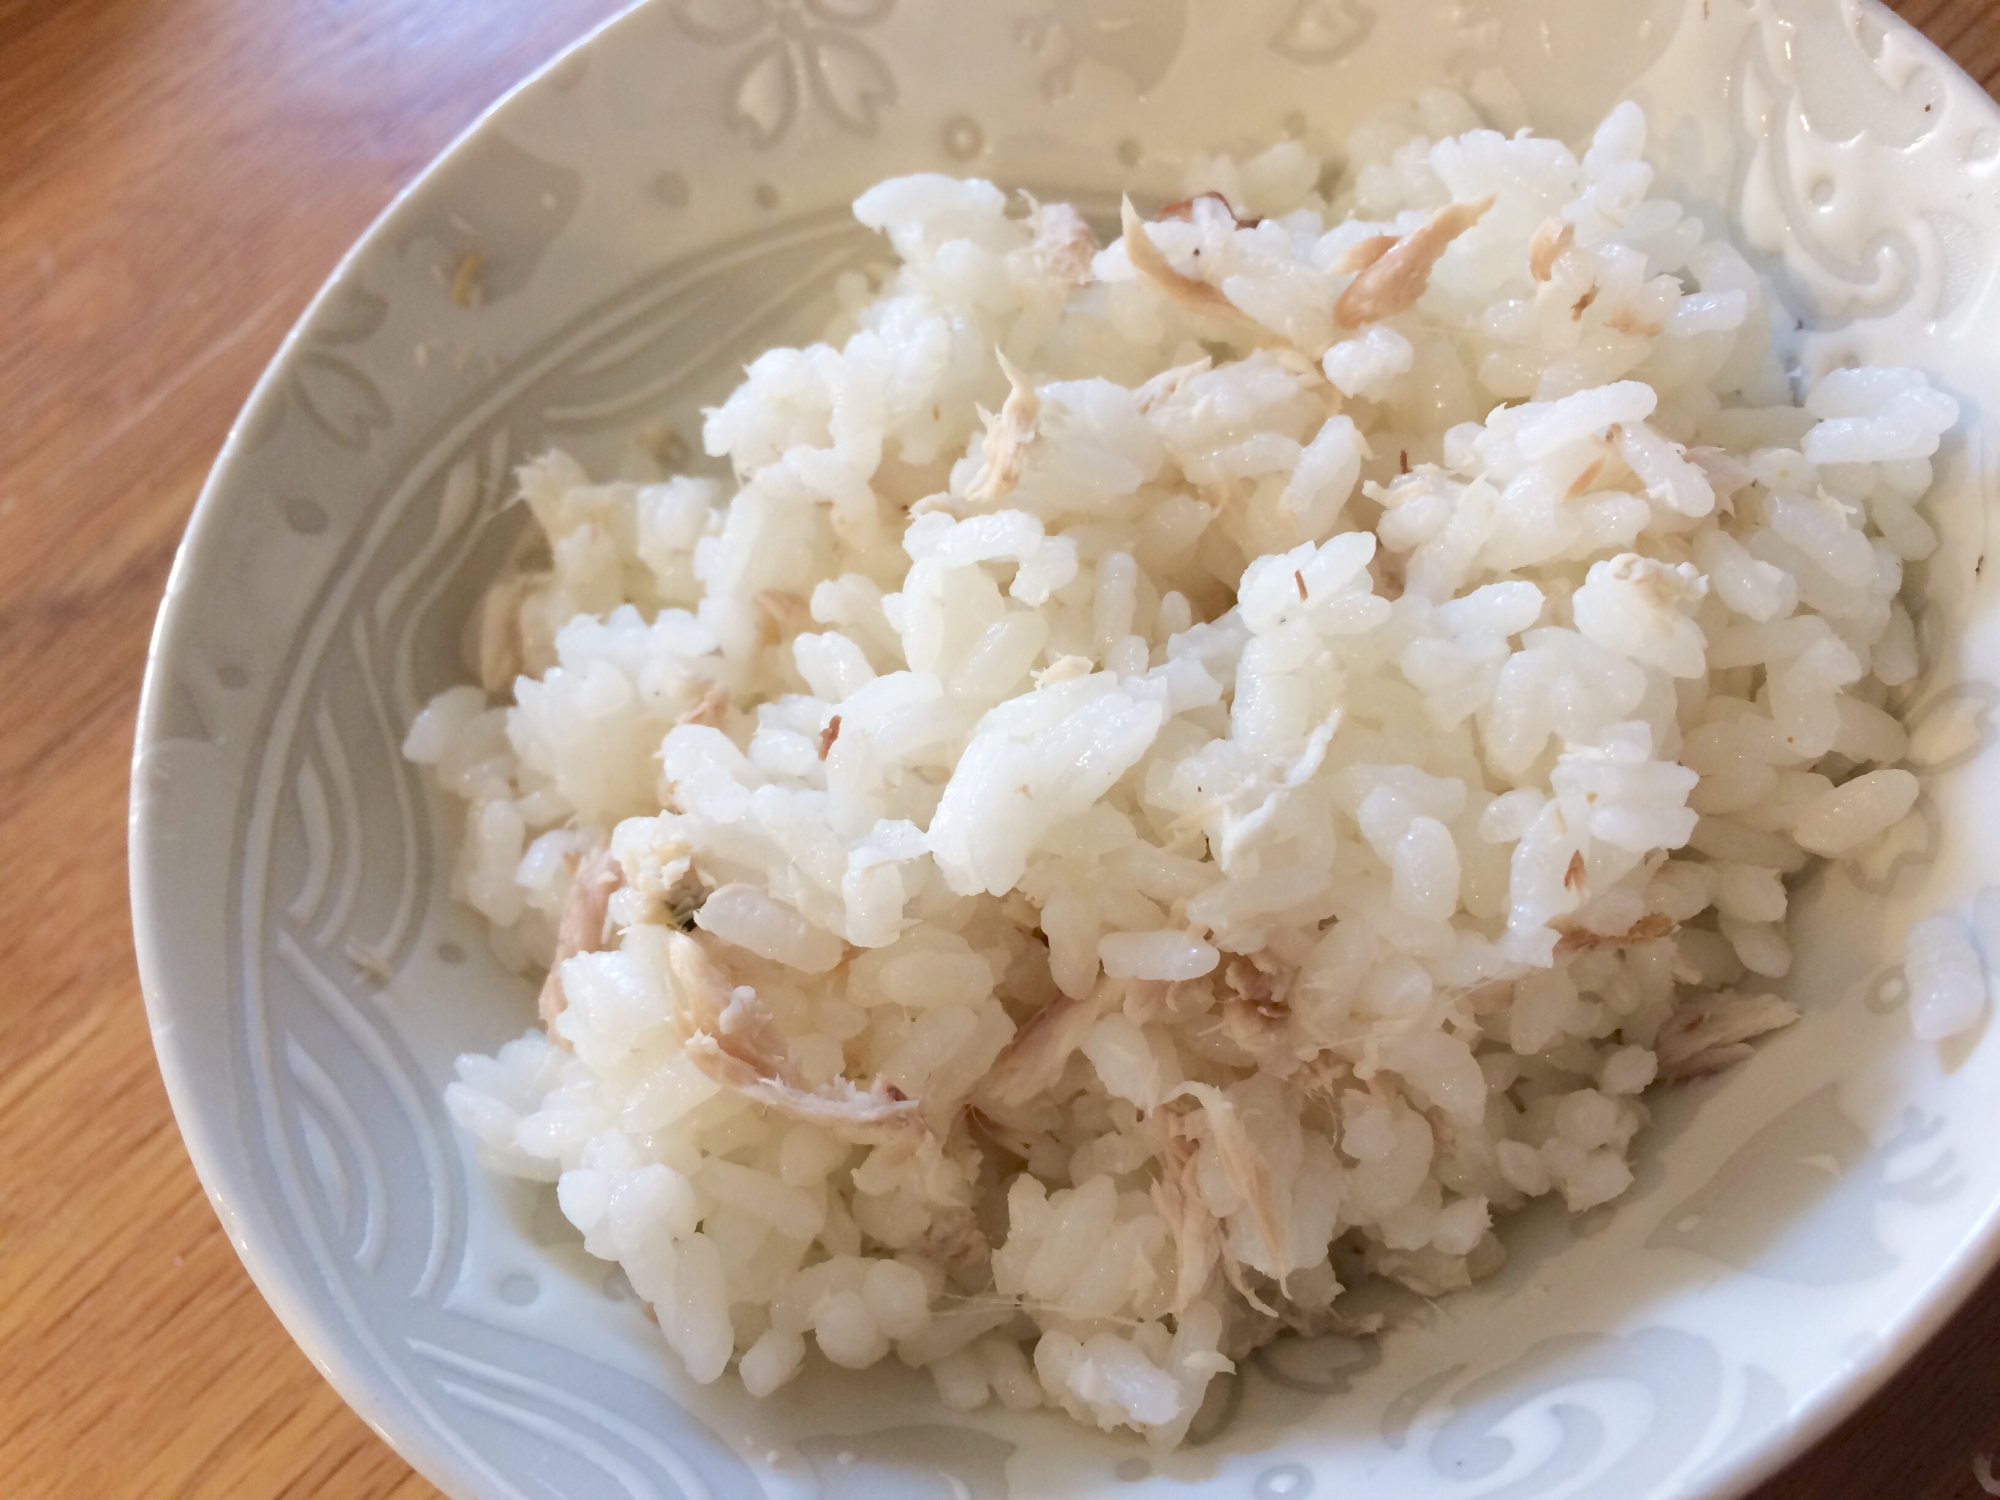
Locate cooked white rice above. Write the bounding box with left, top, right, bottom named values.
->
left=413, top=95, right=1961, bottom=1444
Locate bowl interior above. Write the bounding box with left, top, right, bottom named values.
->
left=131, top=1, right=2000, bottom=1497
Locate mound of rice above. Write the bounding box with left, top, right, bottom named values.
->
left=413, top=93, right=1959, bottom=1444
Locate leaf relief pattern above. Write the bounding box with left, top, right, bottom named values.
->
left=1269, top=0, right=1375, bottom=66
left=671, top=0, right=897, bottom=147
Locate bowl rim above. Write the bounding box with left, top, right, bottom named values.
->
left=126, top=4, right=649, bottom=1495
left=1661, top=12, right=2000, bottom=1487
left=127, top=2, right=2000, bottom=1496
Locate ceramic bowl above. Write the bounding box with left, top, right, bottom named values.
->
left=131, top=1, right=2000, bottom=1495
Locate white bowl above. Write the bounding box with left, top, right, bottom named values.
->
left=131, top=1, right=2000, bottom=1496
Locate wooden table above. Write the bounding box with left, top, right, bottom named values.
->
left=4, top=0, right=1998, bottom=1495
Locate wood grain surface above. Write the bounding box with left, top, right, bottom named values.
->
left=2, top=2, right=1997, bottom=1496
